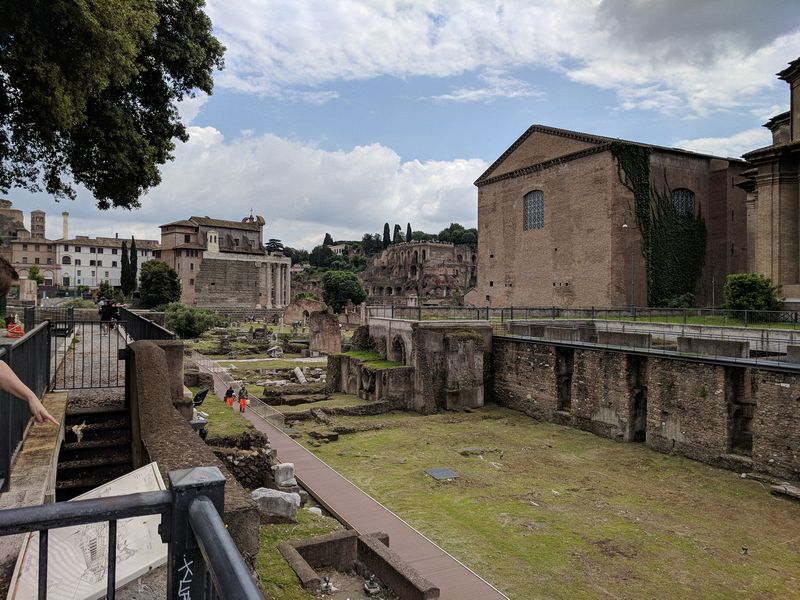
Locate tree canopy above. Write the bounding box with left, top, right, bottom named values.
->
left=382, top=223, right=390, bottom=249
left=26, top=265, right=44, bottom=285
left=266, top=238, right=284, bottom=253
left=139, top=260, right=180, bottom=308
left=723, top=273, right=781, bottom=311
left=0, top=1, right=224, bottom=209
left=322, top=270, right=367, bottom=313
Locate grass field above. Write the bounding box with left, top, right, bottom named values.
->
left=286, top=405, right=800, bottom=600
left=219, top=358, right=327, bottom=370
left=276, top=392, right=369, bottom=415
left=188, top=386, right=254, bottom=438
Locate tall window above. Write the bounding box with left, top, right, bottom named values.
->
left=672, top=188, right=694, bottom=216
left=523, top=190, right=545, bottom=230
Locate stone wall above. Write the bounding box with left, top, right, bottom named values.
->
left=309, top=310, right=342, bottom=355
left=128, top=340, right=260, bottom=558
left=492, top=337, right=800, bottom=480
left=327, top=354, right=413, bottom=406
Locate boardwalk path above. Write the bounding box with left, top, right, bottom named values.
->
left=242, top=410, right=509, bottom=600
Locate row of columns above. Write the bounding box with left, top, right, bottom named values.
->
left=261, top=261, right=291, bottom=308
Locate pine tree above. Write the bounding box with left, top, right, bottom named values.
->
left=120, top=241, right=131, bottom=295
left=406, top=223, right=412, bottom=243
left=382, top=223, right=390, bottom=249
left=129, top=237, right=138, bottom=291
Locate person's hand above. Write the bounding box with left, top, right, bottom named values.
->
left=26, top=393, right=59, bottom=426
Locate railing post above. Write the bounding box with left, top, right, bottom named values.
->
left=167, top=466, right=226, bottom=600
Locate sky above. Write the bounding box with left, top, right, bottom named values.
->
left=9, top=0, right=800, bottom=250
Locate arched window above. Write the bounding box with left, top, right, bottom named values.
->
left=61, top=256, right=71, bottom=265
left=672, top=188, right=695, bottom=216
left=523, top=190, right=544, bottom=230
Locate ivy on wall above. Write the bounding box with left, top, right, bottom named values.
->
left=611, top=142, right=707, bottom=306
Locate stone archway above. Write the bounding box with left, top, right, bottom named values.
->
left=391, top=335, right=407, bottom=364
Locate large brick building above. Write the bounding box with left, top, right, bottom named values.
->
left=741, top=58, right=800, bottom=305
left=157, top=215, right=291, bottom=307
left=468, top=125, right=750, bottom=308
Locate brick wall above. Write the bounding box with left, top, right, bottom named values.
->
left=492, top=338, right=800, bottom=480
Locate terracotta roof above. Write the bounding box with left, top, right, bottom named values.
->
left=189, top=216, right=261, bottom=231
left=160, top=220, right=196, bottom=228
left=475, top=124, right=748, bottom=186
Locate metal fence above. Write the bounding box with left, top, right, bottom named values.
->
left=118, top=307, right=176, bottom=341
left=0, top=322, right=51, bottom=492
left=51, top=321, right=127, bottom=389
left=0, top=466, right=261, bottom=599
left=191, top=350, right=285, bottom=429
left=367, top=304, right=800, bottom=330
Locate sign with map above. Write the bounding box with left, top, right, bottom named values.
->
left=8, top=463, right=168, bottom=600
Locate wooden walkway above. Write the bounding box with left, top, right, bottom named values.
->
left=242, top=411, right=509, bottom=600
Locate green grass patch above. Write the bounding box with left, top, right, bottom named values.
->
left=256, top=511, right=344, bottom=599
left=341, top=350, right=405, bottom=369
left=292, top=406, right=800, bottom=599
left=277, top=393, right=367, bottom=414
left=188, top=386, right=253, bottom=438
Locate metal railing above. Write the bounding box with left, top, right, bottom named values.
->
left=0, top=322, right=50, bottom=492
left=118, top=307, right=176, bottom=341
left=0, top=466, right=261, bottom=599
left=51, top=321, right=127, bottom=389
left=368, top=304, right=800, bottom=330
left=190, top=350, right=285, bottom=429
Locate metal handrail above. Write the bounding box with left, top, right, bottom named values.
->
left=118, top=307, right=176, bottom=341
left=0, top=467, right=261, bottom=599
left=189, top=497, right=261, bottom=599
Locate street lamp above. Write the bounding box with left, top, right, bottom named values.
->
left=622, top=223, right=634, bottom=310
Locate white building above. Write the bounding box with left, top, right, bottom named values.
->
left=57, top=235, right=160, bottom=288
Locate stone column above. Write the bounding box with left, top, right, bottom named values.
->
left=285, top=261, right=291, bottom=306
left=266, top=262, right=273, bottom=308
left=276, top=263, right=283, bottom=307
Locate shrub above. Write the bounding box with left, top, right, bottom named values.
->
left=723, top=273, right=781, bottom=311
left=163, top=303, right=221, bottom=338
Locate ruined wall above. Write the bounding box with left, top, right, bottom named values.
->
left=327, top=354, right=413, bottom=407
left=492, top=338, right=800, bottom=480
left=751, top=369, right=800, bottom=479
left=646, top=359, right=729, bottom=464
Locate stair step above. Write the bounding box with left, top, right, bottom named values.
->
left=66, top=405, right=129, bottom=418
left=64, top=418, right=130, bottom=433
left=58, top=454, right=132, bottom=471
left=61, top=436, right=131, bottom=452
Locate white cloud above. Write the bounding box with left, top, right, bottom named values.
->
left=673, top=127, right=773, bottom=158
left=176, top=93, right=208, bottom=124
left=205, top=0, right=800, bottom=115
left=41, top=128, right=486, bottom=249
left=429, top=71, right=545, bottom=102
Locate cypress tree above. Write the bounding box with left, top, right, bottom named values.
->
left=323, top=232, right=334, bottom=246
left=406, top=223, right=412, bottom=243
left=382, top=223, right=390, bottom=249
left=129, top=237, right=138, bottom=291
left=120, top=241, right=131, bottom=295
left=392, top=224, right=402, bottom=244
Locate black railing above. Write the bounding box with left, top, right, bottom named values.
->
left=0, top=323, right=51, bottom=492
left=118, top=307, right=176, bottom=341
left=368, top=305, right=800, bottom=330
left=0, top=466, right=261, bottom=599
left=51, top=321, right=126, bottom=389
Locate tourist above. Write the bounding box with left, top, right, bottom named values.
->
left=99, top=298, right=115, bottom=334
left=0, top=258, right=58, bottom=426
left=97, top=296, right=107, bottom=332
left=224, top=386, right=235, bottom=407
left=237, top=386, right=248, bottom=413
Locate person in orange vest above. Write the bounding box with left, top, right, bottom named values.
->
left=237, top=386, right=248, bottom=413
left=5, top=315, right=23, bottom=338
left=224, top=386, right=235, bottom=408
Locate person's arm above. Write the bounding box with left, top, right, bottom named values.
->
left=0, top=361, right=59, bottom=425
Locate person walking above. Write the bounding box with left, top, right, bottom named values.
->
left=100, top=299, right=115, bottom=335
left=224, top=386, right=235, bottom=408
left=237, top=386, right=248, bottom=413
